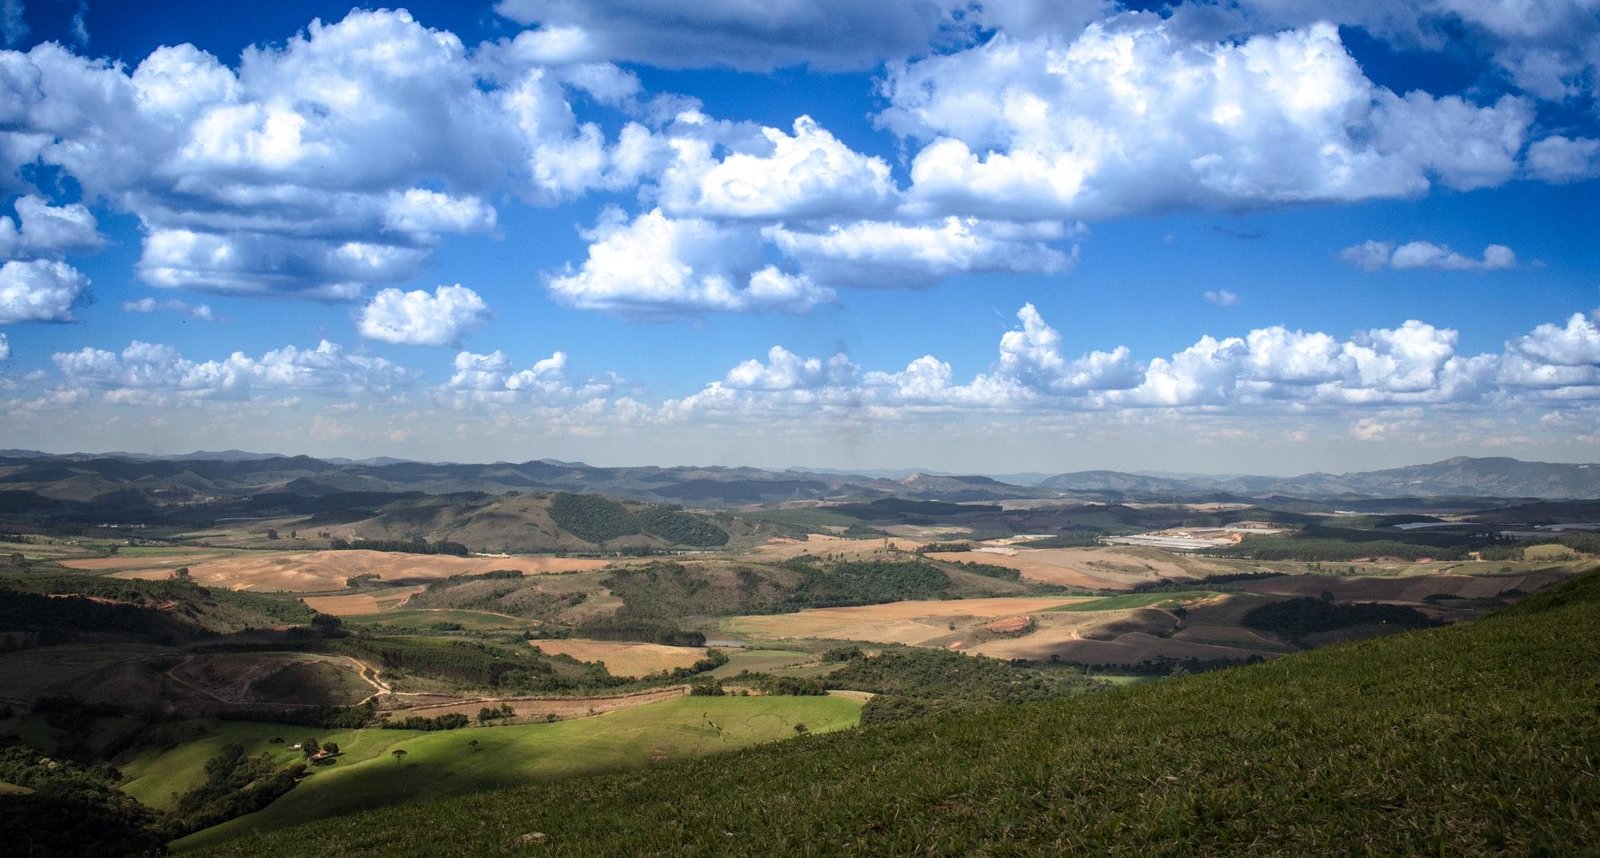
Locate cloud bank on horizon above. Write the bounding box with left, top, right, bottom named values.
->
left=0, top=0, right=1597, bottom=472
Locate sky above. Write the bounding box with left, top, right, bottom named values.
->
left=0, top=0, right=1597, bottom=475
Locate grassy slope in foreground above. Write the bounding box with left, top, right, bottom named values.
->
left=212, top=571, right=1600, bottom=857
left=170, top=695, right=860, bottom=853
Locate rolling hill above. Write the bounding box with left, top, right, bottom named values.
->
left=206, top=569, right=1600, bottom=856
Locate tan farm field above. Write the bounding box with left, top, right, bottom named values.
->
left=930, top=546, right=1238, bottom=590
left=112, top=550, right=613, bottom=592
left=530, top=639, right=709, bottom=678
left=57, top=549, right=244, bottom=574
left=301, top=586, right=426, bottom=616
left=749, top=535, right=928, bottom=561
left=723, top=596, right=1087, bottom=647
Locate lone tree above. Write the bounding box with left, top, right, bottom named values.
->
left=391, top=748, right=408, bottom=762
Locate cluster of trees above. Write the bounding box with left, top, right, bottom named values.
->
left=330, top=537, right=470, bottom=556
left=0, top=739, right=166, bottom=855
left=735, top=674, right=827, bottom=696
left=916, top=542, right=972, bottom=553
left=785, top=559, right=951, bottom=610
left=1206, top=524, right=1508, bottom=562
left=322, top=636, right=626, bottom=694
left=689, top=678, right=725, bottom=696
left=217, top=701, right=374, bottom=729
left=658, top=648, right=729, bottom=680
left=950, top=561, right=1023, bottom=582
left=478, top=703, right=516, bottom=723
left=1241, top=598, right=1436, bottom=639
left=381, top=713, right=470, bottom=731
left=169, top=743, right=303, bottom=835
left=548, top=493, right=729, bottom=547
left=572, top=616, right=707, bottom=647
left=825, top=647, right=1102, bottom=725
left=1015, top=532, right=1105, bottom=548
left=1481, top=532, right=1600, bottom=561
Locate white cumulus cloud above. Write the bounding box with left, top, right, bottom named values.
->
left=492, top=0, right=973, bottom=71
left=882, top=20, right=1533, bottom=221
left=768, top=217, right=1076, bottom=290
left=724, top=346, right=858, bottom=391
left=546, top=208, right=833, bottom=319
left=0, top=9, right=642, bottom=298
left=359, top=284, right=491, bottom=346
left=123, top=297, right=215, bottom=321
left=657, top=116, right=896, bottom=221
left=1339, top=240, right=1517, bottom=271
left=0, top=195, right=103, bottom=259
left=52, top=339, right=415, bottom=402
left=0, top=258, right=89, bottom=323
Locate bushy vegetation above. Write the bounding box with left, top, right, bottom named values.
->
left=0, top=587, right=192, bottom=644
left=637, top=507, right=730, bottom=547
left=734, top=674, right=827, bottom=696
left=211, top=570, right=1600, bottom=857
left=1240, top=597, right=1438, bottom=638
left=1016, top=532, right=1105, bottom=548
left=550, top=492, right=640, bottom=543
left=331, top=537, right=469, bottom=556
left=0, top=575, right=316, bottom=640
left=917, top=541, right=973, bottom=553
left=549, top=492, right=731, bottom=547
left=316, top=636, right=624, bottom=694
left=827, top=648, right=1103, bottom=724
left=948, top=560, right=1023, bottom=581
left=785, top=558, right=951, bottom=609
left=0, top=738, right=167, bottom=856
left=169, top=744, right=302, bottom=836
left=1206, top=524, right=1509, bottom=562
left=380, top=713, right=470, bottom=731
left=216, top=703, right=374, bottom=730
left=601, top=557, right=977, bottom=619
left=571, top=616, right=707, bottom=646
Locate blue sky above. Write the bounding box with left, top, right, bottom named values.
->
left=0, top=0, right=1598, bottom=475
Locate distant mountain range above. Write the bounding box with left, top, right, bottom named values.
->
left=2, top=452, right=1596, bottom=504
left=1040, top=457, right=1600, bottom=500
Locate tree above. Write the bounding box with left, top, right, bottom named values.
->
left=468, top=739, right=480, bottom=752
left=172, top=566, right=190, bottom=580
left=266, top=528, right=279, bottom=540
left=321, top=741, right=340, bottom=756
left=391, top=749, right=408, bottom=762
left=301, top=738, right=320, bottom=759
left=793, top=723, right=808, bottom=735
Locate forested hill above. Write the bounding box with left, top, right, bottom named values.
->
left=211, top=571, right=1600, bottom=856
left=0, top=452, right=1039, bottom=507
left=1042, top=455, right=1600, bottom=499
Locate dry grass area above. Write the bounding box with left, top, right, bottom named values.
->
left=302, top=586, right=425, bottom=617
left=723, top=596, right=1086, bottom=647
left=112, top=550, right=613, bottom=592
left=530, top=639, right=709, bottom=678
left=57, top=550, right=239, bottom=573
left=0, top=643, right=169, bottom=706
left=1237, top=570, right=1576, bottom=602
left=748, top=535, right=926, bottom=561
left=379, top=685, right=689, bottom=721
left=929, top=546, right=1237, bottom=590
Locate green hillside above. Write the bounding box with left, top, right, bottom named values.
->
left=211, top=570, right=1600, bottom=856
